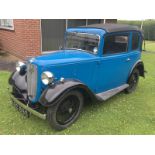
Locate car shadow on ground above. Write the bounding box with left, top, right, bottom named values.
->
left=143, top=50, right=155, bottom=54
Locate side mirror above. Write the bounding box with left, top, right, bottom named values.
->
left=59, top=45, right=63, bottom=50
left=93, top=47, right=98, bottom=54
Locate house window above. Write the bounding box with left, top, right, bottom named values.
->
left=0, top=19, right=14, bottom=30
left=103, top=34, right=129, bottom=54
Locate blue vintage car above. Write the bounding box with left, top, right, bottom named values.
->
left=9, top=24, right=145, bottom=130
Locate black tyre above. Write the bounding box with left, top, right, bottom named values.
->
left=47, top=90, right=83, bottom=130
left=125, top=68, right=139, bottom=94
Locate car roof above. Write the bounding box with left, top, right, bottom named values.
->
left=81, top=23, right=142, bottom=33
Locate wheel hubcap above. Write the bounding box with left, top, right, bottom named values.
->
left=68, top=108, right=73, bottom=114
left=56, top=95, right=80, bottom=125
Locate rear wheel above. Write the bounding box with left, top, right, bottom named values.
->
left=125, top=69, right=139, bottom=94
left=47, top=90, right=83, bottom=130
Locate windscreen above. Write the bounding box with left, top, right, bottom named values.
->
left=65, top=32, right=99, bottom=54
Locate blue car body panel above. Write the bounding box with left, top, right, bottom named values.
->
left=30, top=50, right=100, bottom=103
left=32, top=50, right=99, bottom=66
left=27, top=27, right=142, bottom=103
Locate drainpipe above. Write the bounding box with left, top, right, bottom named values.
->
left=40, top=19, right=42, bottom=54
left=86, top=19, right=88, bottom=26
left=66, top=19, right=68, bottom=30
left=141, top=20, right=144, bottom=30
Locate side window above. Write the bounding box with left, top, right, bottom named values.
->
left=103, top=34, right=129, bottom=55
left=132, top=32, right=140, bottom=50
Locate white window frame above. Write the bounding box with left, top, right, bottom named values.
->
left=0, top=19, right=14, bottom=30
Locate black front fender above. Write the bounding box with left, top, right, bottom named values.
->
left=39, top=80, right=97, bottom=107
left=9, top=71, right=27, bottom=91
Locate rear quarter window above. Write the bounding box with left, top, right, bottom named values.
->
left=132, top=32, right=140, bottom=51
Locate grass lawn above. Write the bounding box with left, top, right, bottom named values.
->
left=0, top=48, right=155, bottom=135
left=143, top=40, right=155, bottom=52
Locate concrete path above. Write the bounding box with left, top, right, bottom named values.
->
left=0, top=51, right=20, bottom=72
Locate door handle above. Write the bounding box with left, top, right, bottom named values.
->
left=126, top=58, right=131, bottom=62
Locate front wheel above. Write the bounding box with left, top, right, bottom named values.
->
left=125, top=69, right=139, bottom=94
left=47, top=90, right=83, bottom=130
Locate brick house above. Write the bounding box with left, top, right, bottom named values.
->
left=0, top=19, right=117, bottom=60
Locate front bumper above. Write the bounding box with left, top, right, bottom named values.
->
left=9, top=87, right=47, bottom=120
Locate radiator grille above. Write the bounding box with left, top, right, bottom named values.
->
left=27, top=63, right=37, bottom=100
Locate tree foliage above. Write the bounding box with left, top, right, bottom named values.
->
left=118, top=20, right=155, bottom=41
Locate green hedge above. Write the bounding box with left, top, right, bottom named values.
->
left=118, top=20, right=155, bottom=41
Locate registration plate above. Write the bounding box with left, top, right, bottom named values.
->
left=11, top=99, right=30, bottom=118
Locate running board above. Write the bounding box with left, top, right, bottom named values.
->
left=96, top=84, right=129, bottom=101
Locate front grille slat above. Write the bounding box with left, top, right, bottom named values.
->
left=27, top=64, right=37, bottom=100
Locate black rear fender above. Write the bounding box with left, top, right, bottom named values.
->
left=136, top=61, right=145, bottom=77
left=131, top=61, right=145, bottom=78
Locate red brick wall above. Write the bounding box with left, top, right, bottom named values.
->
left=0, top=19, right=41, bottom=59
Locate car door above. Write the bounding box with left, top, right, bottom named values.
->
left=94, top=32, right=135, bottom=93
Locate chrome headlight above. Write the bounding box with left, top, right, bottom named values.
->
left=16, top=61, right=25, bottom=72
left=41, top=71, right=54, bottom=85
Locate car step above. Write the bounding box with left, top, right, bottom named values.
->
left=96, top=84, right=129, bottom=101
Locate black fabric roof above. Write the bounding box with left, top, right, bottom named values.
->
left=81, top=24, right=142, bottom=33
